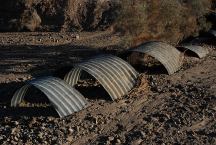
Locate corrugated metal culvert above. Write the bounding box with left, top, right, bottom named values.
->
left=208, top=29, right=216, bottom=37
left=128, top=41, right=183, bottom=75
left=190, top=37, right=211, bottom=45
left=178, top=44, right=209, bottom=58
left=64, top=55, right=139, bottom=100
left=11, top=77, right=88, bottom=118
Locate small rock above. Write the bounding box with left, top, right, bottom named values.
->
left=67, top=136, right=73, bottom=142
left=68, top=128, right=74, bottom=134
left=11, top=128, right=17, bottom=134
left=139, top=131, right=145, bottom=138
left=75, top=126, right=80, bottom=132
left=14, top=136, right=19, bottom=141
left=11, top=140, right=17, bottom=144
left=132, top=139, right=143, bottom=145
left=108, top=136, right=114, bottom=141
left=76, top=35, right=80, bottom=39
left=14, top=121, right=19, bottom=126
left=116, top=139, right=121, bottom=144
left=38, top=132, right=43, bottom=139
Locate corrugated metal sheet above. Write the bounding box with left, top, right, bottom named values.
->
left=208, top=29, right=216, bottom=37
left=11, top=77, right=88, bottom=118
left=64, top=55, right=139, bottom=100
left=190, top=37, right=211, bottom=45
left=64, top=67, right=82, bottom=86
left=129, top=41, right=183, bottom=75
left=179, top=44, right=209, bottom=58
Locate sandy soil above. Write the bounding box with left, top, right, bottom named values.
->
left=0, top=31, right=215, bottom=145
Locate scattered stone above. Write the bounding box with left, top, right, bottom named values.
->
left=108, top=136, right=114, bottom=141
left=75, top=35, right=80, bottom=39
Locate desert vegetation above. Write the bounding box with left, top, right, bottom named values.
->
left=0, top=0, right=213, bottom=46
left=114, top=0, right=213, bottom=47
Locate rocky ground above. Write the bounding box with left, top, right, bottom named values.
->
left=0, top=31, right=215, bottom=145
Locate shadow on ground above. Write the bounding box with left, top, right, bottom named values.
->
left=0, top=43, right=117, bottom=117
left=0, top=107, right=59, bottom=117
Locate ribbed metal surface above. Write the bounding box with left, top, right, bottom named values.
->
left=129, top=41, right=183, bottom=75
left=11, top=84, right=31, bottom=107
left=180, top=44, right=209, bottom=58
left=64, top=67, right=82, bottom=86
left=11, top=77, right=88, bottom=117
left=190, top=37, right=211, bottom=45
left=64, top=55, right=139, bottom=100
left=208, top=29, right=216, bottom=37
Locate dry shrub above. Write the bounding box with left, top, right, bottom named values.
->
left=114, top=0, right=148, bottom=47
left=18, top=8, right=41, bottom=31
left=62, top=0, right=120, bottom=31
left=1, top=0, right=119, bottom=31
left=0, top=0, right=212, bottom=33
left=114, top=0, right=213, bottom=47
left=35, top=0, right=66, bottom=31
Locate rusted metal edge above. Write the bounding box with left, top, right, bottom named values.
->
left=64, top=55, right=139, bottom=100
left=11, top=77, right=88, bottom=118
left=129, top=41, right=183, bottom=75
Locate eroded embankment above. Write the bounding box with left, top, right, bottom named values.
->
left=0, top=0, right=214, bottom=45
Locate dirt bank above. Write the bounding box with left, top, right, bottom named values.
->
left=1, top=0, right=215, bottom=46
left=0, top=0, right=119, bottom=32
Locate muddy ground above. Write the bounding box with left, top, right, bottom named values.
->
left=0, top=31, right=215, bottom=145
